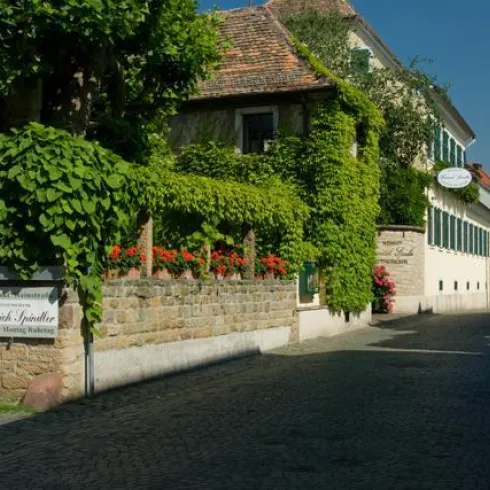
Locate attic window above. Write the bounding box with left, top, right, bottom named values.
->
left=350, top=47, right=373, bottom=74
left=236, top=107, right=278, bottom=154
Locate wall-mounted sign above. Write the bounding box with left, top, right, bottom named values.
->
left=437, top=167, right=473, bottom=189
left=0, top=287, right=59, bottom=339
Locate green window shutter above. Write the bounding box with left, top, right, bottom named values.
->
left=450, top=139, right=456, bottom=166
left=442, top=131, right=449, bottom=163
left=480, top=228, right=485, bottom=256
left=450, top=215, right=456, bottom=250
left=434, top=209, right=442, bottom=246
left=457, top=218, right=463, bottom=251
left=468, top=223, right=475, bottom=254
left=434, top=126, right=442, bottom=161
left=457, top=146, right=463, bottom=168
left=442, top=212, right=449, bottom=248
left=476, top=227, right=480, bottom=256
left=464, top=222, right=469, bottom=253
left=487, top=232, right=489, bottom=257
left=463, top=149, right=467, bottom=165
left=428, top=207, right=434, bottom=244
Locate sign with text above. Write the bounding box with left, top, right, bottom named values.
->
left=0, top=287, right=59, bottom=338
left=437, top=167, right=472, bottom=189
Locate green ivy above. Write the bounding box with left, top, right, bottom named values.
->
left=0, top=123, right=141, bottom=331
left=138, top=166, right=308, bottom=270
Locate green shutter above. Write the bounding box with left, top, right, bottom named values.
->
left=428, top=207, right=434, bottom=244
left=476, top=227, right=480, bottom=256
left=434, top=126, right=442, bottom=161
left=457, top=146, right=463, bottom=168
left=442, top=212, right=449, bottom=248
left=450, top=215, right=456, bottom=250
left=480, top=228, right=485, bottom=256
left=468, top=223, right=475, bottom=254
left=434, top=209, right=442, bottom=246
left=442, top=130, right=449, bottom=162
left=457, top=218, right=463, bottom=251
left=450, top=139, right=456, bottom=166
left=464, top=222, right=469, bottom=253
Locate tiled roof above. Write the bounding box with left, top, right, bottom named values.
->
left=469, top=163, right=490, bottom=188
left=266, top=0, right=355, bottom=19
left=195, top=7, right=334, bottom=100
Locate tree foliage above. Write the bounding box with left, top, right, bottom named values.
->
left=0, top=0, right=221, bottom=160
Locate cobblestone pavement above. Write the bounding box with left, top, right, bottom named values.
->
left=1, top=312, right=490, bottom=489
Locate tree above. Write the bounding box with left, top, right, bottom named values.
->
left=0, top=0, right=221, bottom=160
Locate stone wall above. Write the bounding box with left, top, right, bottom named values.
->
left=377, top=226, right=426, bottom=298
left=0, top=288, right=84, bottom=403
left=1, top=280, right=297, bottom=403
left=94, top=279, right=297, bottom=391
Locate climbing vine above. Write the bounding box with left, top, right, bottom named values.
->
left=0, top=123, right=141, bottom=329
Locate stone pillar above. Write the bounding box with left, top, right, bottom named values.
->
left=138, top=213, right=153, bottom=278
left=242, top=225, right=256, bottom=280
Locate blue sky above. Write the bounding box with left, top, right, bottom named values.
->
left=199, top=0, right=489, bottom=168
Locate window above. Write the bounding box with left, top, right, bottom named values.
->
left=428, top=207, right=434, bottom=245
left=475, top=227, right=480, bottom=256
left=433, top=126, right=442, bottom=161
left=439, top=280, right=444, bottom=291
left=350, top=47, right=372, bottom=74
left=464, top=221, right=469, bottom=253
left=450, top=215, right=456, bottom=250
left=434, top=208, right=442, bottom=246
left=477, top=282, right=480, bottom=290
left=454, top=281, right=458, bottom=291
left=450, top=138, right=456, bottom=166
left=442, top=211, right=449, bottom=248
left=442, top=130, right=449, bottom=162
left=457, top=146, right=463, bottom=168
left=467, top=281, right=470, bottom=290
left=236, top=107, right=278, bottom=155
left=457, top=218, right=463, bottom=252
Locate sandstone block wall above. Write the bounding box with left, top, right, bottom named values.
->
left=1, top=280, right=297, bottom=403
left=0, top=288, right=84, bottom=402
left=377, top=226, right=426, bottom=297
left=96, top=280, right=297, bottom=352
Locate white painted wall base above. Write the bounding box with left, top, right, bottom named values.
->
left=298, top=307, right=371, bottom=343
left=395, top=293, right=489, bottom=315
left=95, top=326, right=291, bottom=392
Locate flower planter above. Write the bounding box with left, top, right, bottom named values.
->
left=152, top=268, right=171, bottom=280
left=179, top=270, right=194, bottom=280
left=264, top=271, right=275, bottom=280
left=119, top=268, right=141, bottom=280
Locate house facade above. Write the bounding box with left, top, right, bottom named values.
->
left=267, top=0, right=490, bottom=313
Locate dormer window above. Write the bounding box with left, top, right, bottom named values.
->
left=350, top=47, right=373, bottom=74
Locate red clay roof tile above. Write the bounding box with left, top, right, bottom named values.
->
left=195, top=7, right=334, bottom=100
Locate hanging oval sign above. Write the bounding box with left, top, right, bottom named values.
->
left=437, top=167, right=473, bottom=189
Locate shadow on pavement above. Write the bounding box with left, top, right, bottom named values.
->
left=1, top=312, right=490, bottom=489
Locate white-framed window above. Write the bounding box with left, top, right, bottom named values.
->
left=235, top=106, right=278, bottom=154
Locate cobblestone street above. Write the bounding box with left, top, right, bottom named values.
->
left=1, top=312, right=490, bottom=489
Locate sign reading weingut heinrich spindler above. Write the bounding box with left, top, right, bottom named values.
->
left=0, top=287, right=59, bottom=339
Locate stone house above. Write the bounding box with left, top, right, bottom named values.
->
left=170, top=7, right=336, bottom=153
left=170, top=5, right=376, bottom=339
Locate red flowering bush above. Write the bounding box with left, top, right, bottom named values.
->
left=372, top=265, right=396, bottom=313
left=255, top=255, right=290, bottom=279
left=152, top=246, right=205, bottom=277
left=210, top=250, right=248, bottom=277
left=108, top=245, right=145, bottom=273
